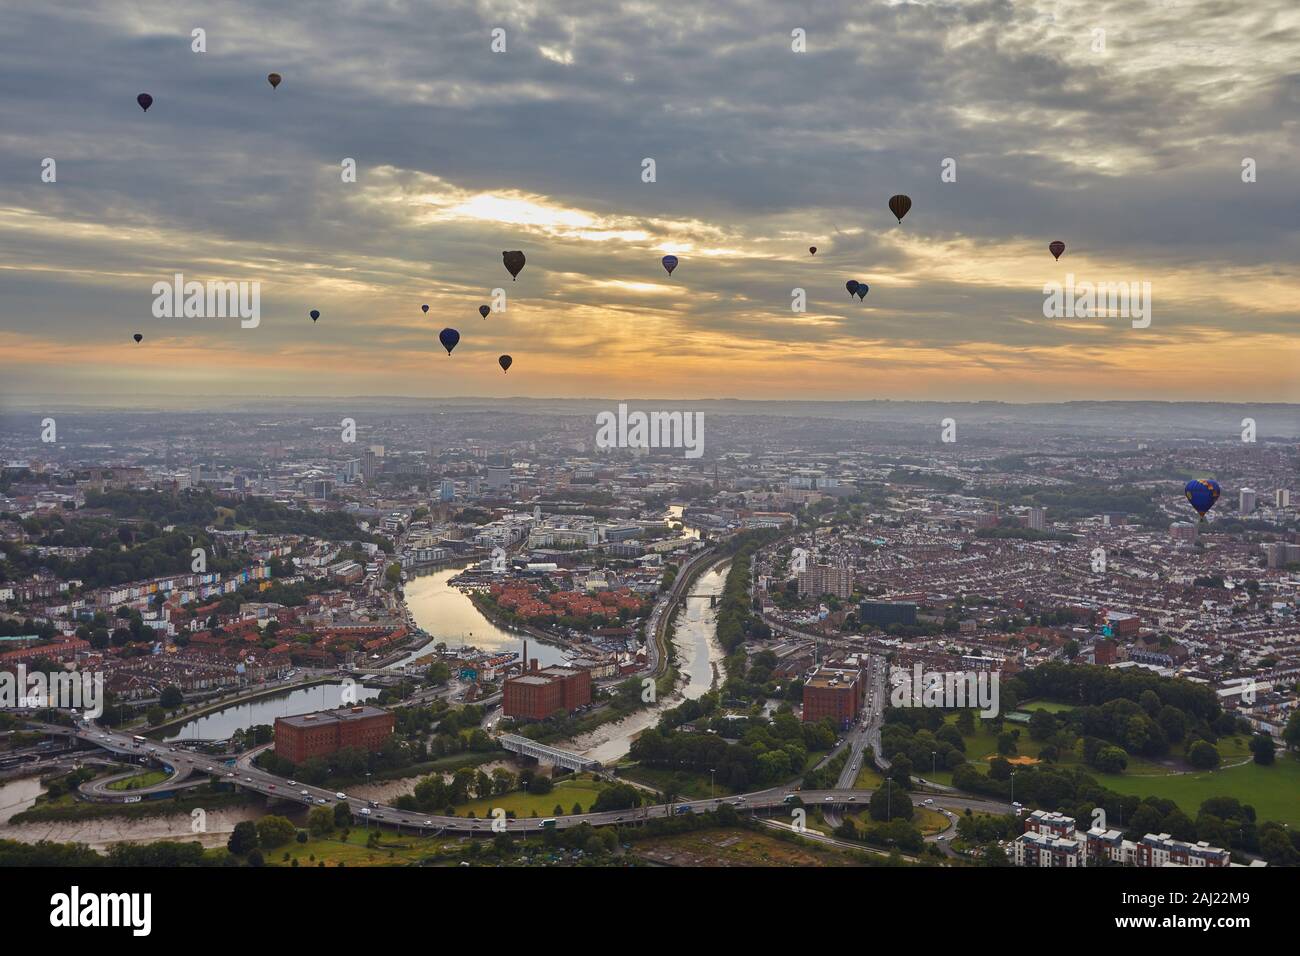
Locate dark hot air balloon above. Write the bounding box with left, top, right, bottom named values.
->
left=809, top=246, right=817, bottom=255
left=1049, top=240, right=1065, bottom=261
left=856, top=283, right=868, bottom=300
left=133, top=333, right=143, bottom=343
left=137, top=93, right=153, bottom=112
left=309, top=310, right=320, bottom=322
left=498, top=355, right=512, bottom=373
left=661, top=255, right=678, bottom=276
left=421, top=304, right=429, bottom=313
left=267, top=73, right=282, bottom=89
left=846, top=280, right=860, bottom=297
left=439, top=328, right=460, bottom=355
left=502, top=251, right=525, bottom=280
left=1184, top=479, right=1221, bottom=521
left=479, top=305, right=490, bottom=319
left=888, top=194, right=912, bottom=223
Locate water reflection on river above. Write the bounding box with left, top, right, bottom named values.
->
left=162, top=682, right=381, bottom=742
left=397, top=565, right=568, bottom=668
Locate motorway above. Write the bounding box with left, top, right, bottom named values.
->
left=66, top=721, right=1011, bottom=835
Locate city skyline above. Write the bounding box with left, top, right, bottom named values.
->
left=2, top=0, right=1298, bottom=404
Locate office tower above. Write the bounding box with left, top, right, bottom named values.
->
left=1277, top=489, right=1291, bottom=508
left=1239, top=488, right=1256, bottom=514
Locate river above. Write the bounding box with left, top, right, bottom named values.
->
left=567, top=560, right=730, bottom=765
left=396, top=565, right=569, bottom=668
left=161, top=682, right=382, bottom=742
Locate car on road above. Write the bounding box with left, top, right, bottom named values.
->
left=335, top=792, right=347, bottom=800
left=268, top=784, right=276, bottom=791
left=923, top=798, right=934, bottom=806
left=244, top=777, right=252, bottom=782
left=288, top=779, right=297, bottom=786
left=359, top=808, right=371, bottom=815
left=423, top=820, right=432, bottom=826
left=227, top=772, right=236, bottom=778
left=823, top=796, right=833, bottom=802
left=300, top=789, right=310, bottom=797
left=315, top=798, right=327, bottom=805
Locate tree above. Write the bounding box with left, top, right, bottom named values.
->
left=1249, top=734, right=1275, bottom=766
left=1283, top=711, right=1300, bottom=752
left=308, top=806, right=334, bottom=836
left=869, top=784, right=913, bottom=822
left=1028, top=709, right=1057, bottom=742
left=1187, top=740, right=1220, bottom=770
left=1094, top=746, right=1128, bottom=774
left=159, top=686, right=183, bottom=709
left=227, top=820, right=259, bottom=855
left=257, top=815, right=296, bottom=848
left=333, top=801, right=352, bottom=828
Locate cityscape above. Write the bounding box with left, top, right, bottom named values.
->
left=1, top=400, right=1296, bottom=880
left=1, top=0, right=1295, bottom=933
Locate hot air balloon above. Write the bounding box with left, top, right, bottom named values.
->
left=479, top=305, right=490, bottom=319
left=309, top=310, right=320, bottom=322
left=856, top=283, right=868, bottom=300
left=888, top=194, right=912, bottom=223
left=137, top=93, right=153, bottom=112
left=439, top=328, right=460, bottom=355
left=498, top=355, right=512, bottom=373
left=1184, top=479, right=1221, bottom=520
left=661, top=255, right=678, bottom=276
left=133, top=333, right=143, bottom=343
left=421, top=304, right=429, bottom=314
left=267, top=73, right=282, bottom=89
left=809, top=246, right=817, bottom=255
left=502, top=251, right=525, bottom=280
left=1049, top=240, right=1065, bottom=261
left=846, top=280, right=860, bottom=297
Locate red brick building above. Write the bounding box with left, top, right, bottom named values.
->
left=502, top=660, right=592, bottom=720
left=274, top=705, right=394, bottom=764
left=802, top=665, right=861, bottom=729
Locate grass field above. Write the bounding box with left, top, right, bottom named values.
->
left=616, top=765, right=736, bottom=799
left=920, top=714, right=1300, bottom=827
left=106, top=770, right=170, bottom=791
left=451, top=776, right=606, bottom=818
left=912, top=807, right=952, bottom=835
left=809, top=804, right=952, bottom=837
left=631, top=827, right=861, bottom=866
left=268, top=828, right=460, bottom=867
left=1019, top=701, right=1076, bottom=713
left=1093, top=753, right=1300, bottom=827
left=853, top=764, right=884, bottom=789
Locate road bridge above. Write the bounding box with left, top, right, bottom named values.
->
left=497, top=733, right=602, bottom=772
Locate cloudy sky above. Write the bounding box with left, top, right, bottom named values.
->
left=1, top=0, right=1297, bottom=405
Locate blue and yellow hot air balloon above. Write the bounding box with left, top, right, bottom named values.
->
left=1184, top=479, right=1221, bottom=520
